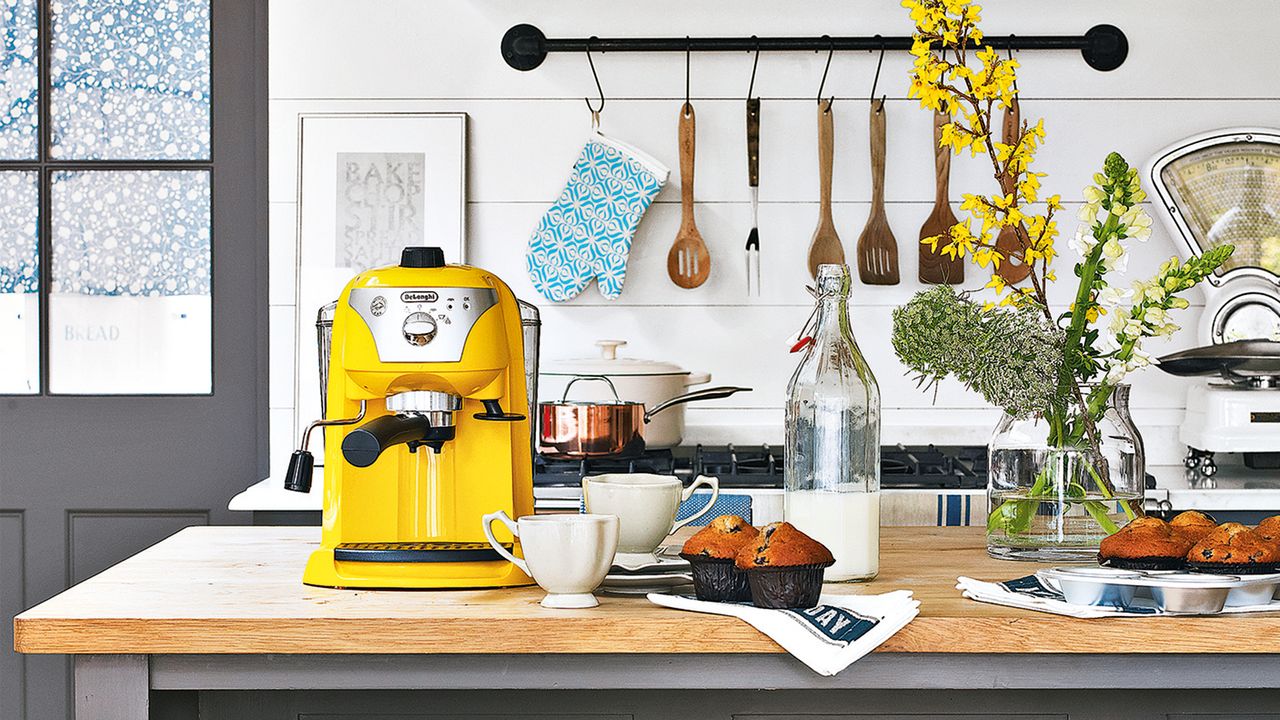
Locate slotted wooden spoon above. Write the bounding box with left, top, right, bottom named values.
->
left=918, top=111, right=965, bottom=285
left=668, top=101, right=711, bottom=288
left=856, top=98, right=900, bottom=285
left=994, top=95, right=1032, bottom=285
left=807, top=99, right=845, bottom=278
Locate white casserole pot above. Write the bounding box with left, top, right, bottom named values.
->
left=539, top=340, right=710, bottom=448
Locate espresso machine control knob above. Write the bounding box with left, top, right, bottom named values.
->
left=402, top=312, right=438, bottom=346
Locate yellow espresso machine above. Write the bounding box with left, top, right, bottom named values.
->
left=284, top=246, right=534, bottom=588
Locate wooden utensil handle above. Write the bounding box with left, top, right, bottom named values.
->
left=870, top=99, right=886, bottom=208
left=1002, top=97, right=1020, bottom=145
left=999, top=97, right=1020, bottom=196
left=818, top=99, right=835, bottom=221
left=932, top=111, right=950, bottom=208
left=679, top=102, right=696, bottom=222
left=746, top=98, right=760, bottom=188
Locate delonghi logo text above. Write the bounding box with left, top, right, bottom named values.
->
left=401, top=291, right=438, bottom=303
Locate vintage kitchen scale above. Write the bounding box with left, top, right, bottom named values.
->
left=1147, top=128, right=1280, bottom=475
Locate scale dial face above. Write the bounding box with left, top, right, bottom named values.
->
left=1150, top=129, right=1280, bottom=286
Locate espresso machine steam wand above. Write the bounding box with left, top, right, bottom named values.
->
left=283, top=400, right=368, bottom=494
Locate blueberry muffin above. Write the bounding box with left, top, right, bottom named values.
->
left=679, top=515, right=760, bottom=602
left=1098, top=516, right=1193, bottom=570
left=1186, top=522, right=1280, bottom=574
left=1255, top=515, right=1280, bottom=543
left=735, top=522, right=835, bottom=609
left=1169, top=510, right=1218, bottom=544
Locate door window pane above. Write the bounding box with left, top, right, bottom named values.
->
left=0, top=171, right=38, bottom=393
left=49, top=0, right=210, bottom=160
left=0, top=0, right=39, bottom=159
left=49, top=170, right=210, bottom=394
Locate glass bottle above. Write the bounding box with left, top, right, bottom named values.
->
left=987, top=384, right=1145, bottom=561
left=785, top=264, right=881, bottom=582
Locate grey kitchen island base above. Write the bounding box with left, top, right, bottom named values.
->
left=78, top=653, right=1280, bottom=720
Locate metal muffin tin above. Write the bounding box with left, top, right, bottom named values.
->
left=1038, top=566, right=1280, bottom=615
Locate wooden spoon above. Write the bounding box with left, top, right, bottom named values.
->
left=856, top=98, right=900, bottom=285
left=807, top=99, right=845, bottom=278
left=667, top=102, right=711, bottom=288
left=918, top=111, right=965, bottom=285
left=994, top=96, right=1031, bottom=285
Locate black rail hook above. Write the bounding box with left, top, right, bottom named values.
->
left=1007, top=35, right=1019, bottom=94
left=817, top=35, right=834, bottom=109
left=869, top=35, right=887, bottom=108
left=683, top=36, right=692, bottom=113
left=584, top=37, right=604, bottom=127
left=747, top=36, right=761, bottom=100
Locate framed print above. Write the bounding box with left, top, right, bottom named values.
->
left=294, top=112, right=466, bottom=449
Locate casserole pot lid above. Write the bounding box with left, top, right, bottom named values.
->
left=542, top=339, right=690, bottom=377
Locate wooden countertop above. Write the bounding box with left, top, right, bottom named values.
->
left=15, top=526, right=1280, bottom=655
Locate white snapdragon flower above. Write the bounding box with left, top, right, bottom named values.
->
left=1110, top=311, right=1129, bottom=334
left=1096, top=331, right=1123, bottom=354
left=1104, top=348, right=1158, bottom=384
left=1078, top=203, right=1100, bottom=222
left=1143, top=306, right=1167, bottom=326
left=1133, top=279, right=1166, bottom=304
left=1083, top=185, right=1106, bottom=203
left=1104, top=361, right=1129, bottom=384
left=1122, top=207, right=1153, bottom=241
left=1069, top=224, right=1096, bottom=257
left=1097, top=284, right=1133, bottom=309
left=1101, top=238, right=1128, bottom=274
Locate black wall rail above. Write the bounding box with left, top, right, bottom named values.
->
left=501, top=23, right=1129, bottom=73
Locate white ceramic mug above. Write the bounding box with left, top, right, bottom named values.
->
left=481, top=511, right=619, bottom=609
left=581, top=473, right=719, bottom=566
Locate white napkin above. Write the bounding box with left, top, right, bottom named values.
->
left=647, top=590, right=919, bottom=676
left=958, top=575, right=1280, bottom=617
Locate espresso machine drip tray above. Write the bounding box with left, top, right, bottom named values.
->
left=334, top=541, right=510, bottom=563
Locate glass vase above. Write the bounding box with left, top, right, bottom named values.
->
left=986, top=385, right=1145, bottom=561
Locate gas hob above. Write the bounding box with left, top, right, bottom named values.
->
left=534, top=444, right=988, bottom=490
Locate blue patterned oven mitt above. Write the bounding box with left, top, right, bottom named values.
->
left=527, top=131, right=668, bottom=301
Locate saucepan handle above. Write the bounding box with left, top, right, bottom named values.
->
left=482, top=510, right=529, bottom=575
left=643, top=386, right=751, bottom=423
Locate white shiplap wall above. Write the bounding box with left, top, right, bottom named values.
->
left=265, top=0, right=1280, bottom=479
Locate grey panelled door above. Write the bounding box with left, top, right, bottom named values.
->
left=0, top=0, right=267, bottom=718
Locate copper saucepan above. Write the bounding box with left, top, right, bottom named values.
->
left=538, top=376, right=750, bottom=459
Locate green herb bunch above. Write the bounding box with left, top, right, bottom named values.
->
left=892, top=286, right=1064, bottom=420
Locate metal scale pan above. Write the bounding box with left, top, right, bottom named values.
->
left=1159, top=340, right=1280, bottom=387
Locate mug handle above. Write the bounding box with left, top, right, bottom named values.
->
left=671, top=475, right=720, bottom=533
left=482, top=510, right=529, bottom=575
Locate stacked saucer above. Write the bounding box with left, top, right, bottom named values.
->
left=600, top=550, right=692, bottom=596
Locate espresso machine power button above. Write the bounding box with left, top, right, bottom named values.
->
left=402, top=312, right=438, bottom=346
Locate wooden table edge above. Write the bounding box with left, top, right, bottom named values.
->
left=15, top=614, right=1275, bottom=655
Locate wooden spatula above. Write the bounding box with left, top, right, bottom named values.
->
left=918, top=111, right=965, bottom=285
left=994, top=96, right=1031, bottom=285
left=668, top=102, right=710, bottom=288
left=856, top=98, right=900, bottom=285
left=807, top=99, right=845, bottom=278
